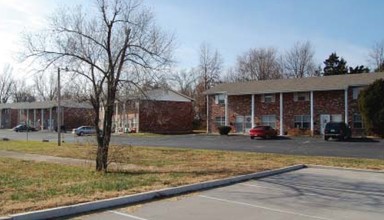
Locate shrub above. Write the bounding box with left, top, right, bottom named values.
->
left=218, top=126, right=231, bottom=135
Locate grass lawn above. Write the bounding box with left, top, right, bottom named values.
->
left=1, top=140, right=384, bottom=216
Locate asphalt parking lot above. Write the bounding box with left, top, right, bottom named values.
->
left=71, top=167, right=384, bottom=220
left=1, top=129, right=384, bottom=159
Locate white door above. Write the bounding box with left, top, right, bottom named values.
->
left=245, top=116, right=252, bottom=132
left=235, top=116, right=244, bottom=133
left=320, top=114, right=331, bottom=134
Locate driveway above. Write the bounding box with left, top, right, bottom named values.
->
left=1, top=129, right=384, bottom=160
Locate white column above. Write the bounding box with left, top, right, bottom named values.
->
left=49, top=108, right=53, bottom=131
left=33, top=109, right=36, bottom=127
left=310, top=91, right=314, bottom=136
left=251, top=94, right=255, bottom=128
left=136, top=101, right=140, bottom=133
left=224, top=93, right=229, bottom=126
left=41, top=109, right=44, bottom=130
left=279, top=92, right=284, bottom=136
left=115, top=102, right=119, bottom=133
left=344, top=88, right=348, bottom=123
left=206, top=95, right=209, bottom=133
left=19, top=109, right=22, bottom=124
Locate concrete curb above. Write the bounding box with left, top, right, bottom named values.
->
left=2, top=164, right=306, bottom=220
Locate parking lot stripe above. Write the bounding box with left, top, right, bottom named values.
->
left=108, top=211, right=149, bottom=220
left=240, top=183, right=336, bottom=199
left=198, top=195, right=332, bottom=220
left=260, top=181, right=384, bottom=197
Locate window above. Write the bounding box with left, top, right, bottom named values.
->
left=352, top=87, right=363, bottom=100
left=261, top=115, right=276, bottom=128
left=215, top=94, right=225, bottom=105
left=353, top=113, right=363, bottom=129
left=294, top=115, right=310, bottom=129
left=215, top=116, right=225, bottom=127
left=294, top=92, right=309, bottom=101
left=262, top=94, right=275, bottom=103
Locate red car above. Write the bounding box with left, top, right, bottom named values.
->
left=249, top=126, right=277, bottom=139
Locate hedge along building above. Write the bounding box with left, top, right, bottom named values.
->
left=0, top=100, right=94, bottom=130
left=204, top=72, right=384, bottom=136
left=105, top=88, right=194, bottom=134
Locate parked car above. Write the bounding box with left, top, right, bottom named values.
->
left=72, top=126, right=97, bottom=136
left=249, top=126, right=277, bottom=139
left=13, top=124, right=37, bottom=132
left=324, top=122, right=351, bottom=141
left=54, top=125, right=67, bottom=133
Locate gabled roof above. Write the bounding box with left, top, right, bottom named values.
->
left=204, top=72, right=384, bottom=95
left=134, top=88, right=194, bottom=102
left=0, top=100, right=93, bottom=110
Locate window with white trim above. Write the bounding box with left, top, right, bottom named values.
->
left=294, top=92, right=309, bottom=101
left=352, top=87, right=363, bottom=100
left=353, top=113, right=363, bottom=129
left=215, top=116, right=225, bottom=127
left=261, top=115, right=276, bottom=128
left=215, top=94, right=225, bottom=105
left=261, top=94, right=275, bottom=103
left=294, top=115, right=310, bottom=129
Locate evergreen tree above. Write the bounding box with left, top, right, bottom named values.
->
left=349, top=65, right=370, bottom=74
left=323, top=53, right=348, bottom=76
left=358, top=79, right=384, bottom=137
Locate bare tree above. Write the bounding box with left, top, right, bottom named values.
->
left=169, top=68, right=197, bottom=97
left=369, top=40, right=384, bottom=72
left=23, top=0, right=174, bottom=172
left=284, top=41, right=316, bottom=78
left=236, top=47, right=282, bottom=81
left=33, top=71, right=57, bottom=101
left=12, top=80, right=36, bottom=103
left=198, top=43, right=223, bottom=90
left=0, top=64, right=15, bottom=103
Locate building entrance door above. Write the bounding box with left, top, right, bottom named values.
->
left=320, top=114, right=331, bottom=134
left=234, top=115, right=252, bottom=133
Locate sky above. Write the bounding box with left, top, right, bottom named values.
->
left=1, top=0, right=384, bottom=79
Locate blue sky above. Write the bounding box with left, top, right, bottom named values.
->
left=147, top=0, right=384, bottom=69
left=1, top=0, right=384, bottom=77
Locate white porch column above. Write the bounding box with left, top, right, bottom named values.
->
left=19, top=109, right=22, bottom=124
left=251, top=94, right=255, bottom=127
left=49, top=108, right=53, bottom=131
left=0, top=109, right=2, bottom=128
left=344, top=88, right=348, bottom=123
left=41, top=109, right=44, bottom=130
left=310, top=91, right=314, bottom=136
left=206, top=95, right=209, bottom=133
left=33, top=109, right=36, bottom=127
left=279, top=92, right=284, bottom=136
left=224, top=93, right=229, bottom=126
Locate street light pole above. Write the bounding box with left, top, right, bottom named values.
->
left=57, top=67, right=61, bottom=146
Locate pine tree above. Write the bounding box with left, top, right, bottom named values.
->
left=323, top=53, right=348, bottom=76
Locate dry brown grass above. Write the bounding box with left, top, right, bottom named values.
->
left=1, top=140, right=384, bottom=216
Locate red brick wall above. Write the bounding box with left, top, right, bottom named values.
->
left=139, top=100, right=193, bottom=134
left=208, top=89, right=362, bottom=135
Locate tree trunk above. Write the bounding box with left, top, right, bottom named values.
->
left=96, top=142, right=109, bottom=172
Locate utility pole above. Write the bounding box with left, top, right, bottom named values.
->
left=57, top=67, right=61, bottom=146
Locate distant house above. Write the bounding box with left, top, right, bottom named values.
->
left=204, top=72, right=384, bottom=136
left=108, top=89, right=194, bottom=134
left=0, top=100, right=94, bottom=130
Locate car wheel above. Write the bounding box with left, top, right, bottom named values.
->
left=324, top=136, right=329, bottom=141
left=250, top=136, right=255, bottom=139
left=79, top=132, right=84, bottom=136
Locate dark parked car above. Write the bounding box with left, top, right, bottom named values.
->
left=13, top=124, right=37, bottom=132
left=249, top=125, right=277, bottom=139
left=72, top=126, right=97, bottom=136
left=324, top=122, right=351, bottom=141
left=54, top=125, right=67, bottom=133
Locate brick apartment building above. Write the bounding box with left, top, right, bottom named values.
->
left=107, top=89, right=194, bottom=134
left=0, top=100, right=93, bottom=130
left=204, top=72, right=384, bottom=136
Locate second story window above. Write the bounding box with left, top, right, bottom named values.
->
left=262, top=94, right=275, bottom=103
left=294, top=92, right=309, bottom=101
left=215, top=94, right=225, bottom=105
